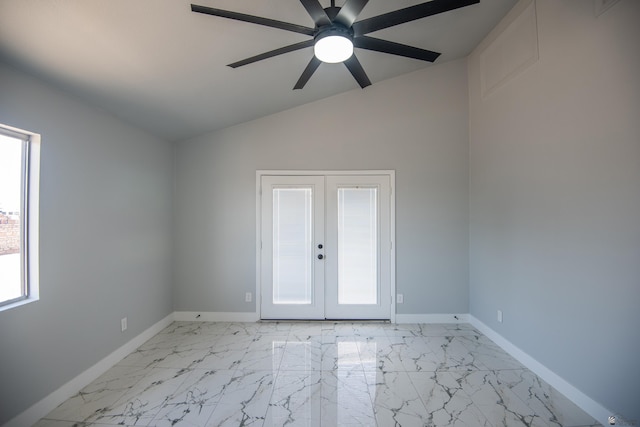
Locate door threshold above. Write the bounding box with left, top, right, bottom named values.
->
left=258, top=319, right=391, bottom=323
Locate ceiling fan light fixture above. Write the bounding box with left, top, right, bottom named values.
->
left=191, top=0, right=475, bottom=89
left=314, top=31, right=353, bottom=63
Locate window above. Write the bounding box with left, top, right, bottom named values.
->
left=0, top=124, right=40, bottom=310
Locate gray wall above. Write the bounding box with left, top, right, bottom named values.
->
left=0, top=63, right=174, bottom=424
left=174, top=58, right=470, bottom=315
left=468, top=0, right=640, bottom=420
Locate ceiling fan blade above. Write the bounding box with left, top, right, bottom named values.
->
left=299, top=0, right=331, bottom=26
left=344, top=55, right=371, bottom=88
left=294, top=57, right=322, bottom=90
left=228, top=39, right=315, bottom=68
left=352, top=0, right=479, bottom=36
left=334, top=0, right=369, bottom=28
left=191, top=4, right=314, bottom=36
left=354, top=36, right=440, bottom=62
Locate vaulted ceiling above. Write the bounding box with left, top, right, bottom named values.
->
left=0, top=0, right=516, bottom=142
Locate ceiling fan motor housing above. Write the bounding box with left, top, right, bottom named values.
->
left=312, top=3, right=356, bottom=64
left=314, top=23, right=354, bottom=42
left=313, top=24, right=355, bottom=63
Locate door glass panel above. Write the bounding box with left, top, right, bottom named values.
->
left=272, top=188, right=313, bottom=304
left=337, top=187, right=377, bottom=304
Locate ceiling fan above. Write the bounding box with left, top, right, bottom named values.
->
left=191, top=0, right=479, bottom=89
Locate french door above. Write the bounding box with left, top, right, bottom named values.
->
left=259, top=173, right=393, bottom=320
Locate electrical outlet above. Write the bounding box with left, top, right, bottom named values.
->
left=121, top=317, right=127, bottom=332
left=397, top=294, right=404, bottom=304
left=497, top=310, right=503, bottom=323
left=245, top=292, right=252, bottom=302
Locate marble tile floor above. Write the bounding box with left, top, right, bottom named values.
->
left=35, top=321, right=601, bottom=427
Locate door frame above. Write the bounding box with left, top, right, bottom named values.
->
left=256, top=170, right=396, bottom=322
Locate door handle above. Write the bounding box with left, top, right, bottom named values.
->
left=317, top=254, right=324, bottom=260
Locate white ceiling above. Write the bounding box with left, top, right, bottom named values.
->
left=0, top=0, right=516, bottom=142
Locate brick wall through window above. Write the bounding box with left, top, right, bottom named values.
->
left=0, top=212, right=20, bottom=256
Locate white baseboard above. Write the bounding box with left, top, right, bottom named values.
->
left=174, top=312, right=465, bottom=324
left=5, top=313, right=175, bottom=427
left=395, top=313, right=468, bottom=324
left=468, top=315, right=612, bottom=426
left=173, top=311, right=259, bottom=323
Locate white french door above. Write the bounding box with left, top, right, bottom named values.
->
left=259, top=172, right=393, bottom=320
left=261, top=176, right=325, bottom=319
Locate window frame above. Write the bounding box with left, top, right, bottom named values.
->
left=0, top=124, right=40, bottom=311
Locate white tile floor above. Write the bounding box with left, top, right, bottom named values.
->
left=35, top=321, right=601, bottom=427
